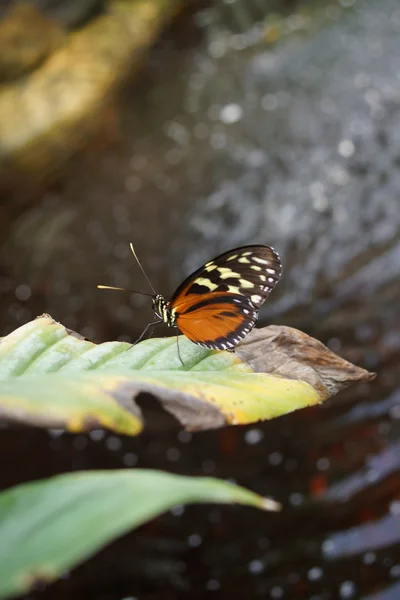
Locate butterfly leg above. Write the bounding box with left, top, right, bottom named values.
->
left=176, top=334, right=185, bottom=367
left=133, top=318, right=163, bottom=345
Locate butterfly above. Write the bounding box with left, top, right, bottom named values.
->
left=98, top=244, right=282, bottom=352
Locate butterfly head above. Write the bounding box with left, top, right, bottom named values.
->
left=152, top=294, right=177, bottom=327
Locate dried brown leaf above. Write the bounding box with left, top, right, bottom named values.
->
left=237, top=325, right=376, bottom=400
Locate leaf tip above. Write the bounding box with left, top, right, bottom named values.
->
left=19, top=564, right=58, bottom=594
left=261, top=497, right=282, bottom=512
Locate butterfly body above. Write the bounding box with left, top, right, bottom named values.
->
left=152, top=294, right=177, bottom=327
left=152, top=245, right=282, bottom=351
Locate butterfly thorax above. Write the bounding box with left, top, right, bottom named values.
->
left=152, top=294, right=177, bottom=327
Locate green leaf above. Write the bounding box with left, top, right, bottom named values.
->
left=0, top=315, right=374, bottom=433
left=0, top=469, right=280, bottom=599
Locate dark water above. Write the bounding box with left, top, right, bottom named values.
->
left=1, top=0, right=400, bottom=598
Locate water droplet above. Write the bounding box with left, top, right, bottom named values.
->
left=321, top=539, right=336, bottom=557
left=268, top=452, right=283, bottom=466
left=339, top=580, right=356, bottom=598
left=308, top=567, right=323, bottom=581
left=270, top=585, right=284, bottom=598
left=188, top=533, right=202, bottom=548
left=338, top=139, right=355, bottom=158
left=208, top=38, right=227, bottom=58
left=170, top=505, right=185, bottom=517
left=317, top=457, right=330, bottom=471
left=123, top=452, right=137, bottom=467
left=210, top=132, right=227, bottom=149
left=207, top=579, right=220, bottom=591
left=327, top=337, right=342, bottom=352
left=220, top=103, right=243, bottom=124
left=165, top=121, right=189, bottom=145
left=167, top=447, right=180, bottom=462
left=89, top=429, right=105, bottom=441
left=289, top=492, right=304, bottom=506
left=249, top=559, right=264, bottom=574
left=245, top=428, right=264, bottom=445
left=15, top=284, right=31, bottom=301
left=106, top=436, right=122, bottom=452
left=390, top=564, right=400, bottom=578
left=49, top=428, right=64, bottom=438
left=363, top=552, right=376, bottom=565
left=261, top=94, right=278, bottom=111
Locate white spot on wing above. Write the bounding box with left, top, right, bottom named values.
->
left=195, top=277, right=219, bottom=290
left=253, top=257, right=269, bottom=264
left=239, top=279, right=254, bottom=288
left=219, top=270, right=241, bottom=279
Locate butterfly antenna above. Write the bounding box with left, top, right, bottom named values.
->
left=130, top=243, right=157, bottom=295
left=97, top=285, right=153, bottom=297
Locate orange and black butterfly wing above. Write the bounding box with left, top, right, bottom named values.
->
left=168, top=245, right=282, bottom=350
left=173, top=292, right=257, bottom=350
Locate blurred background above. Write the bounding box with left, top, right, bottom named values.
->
left=0, top=0, right=400, bottom=598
